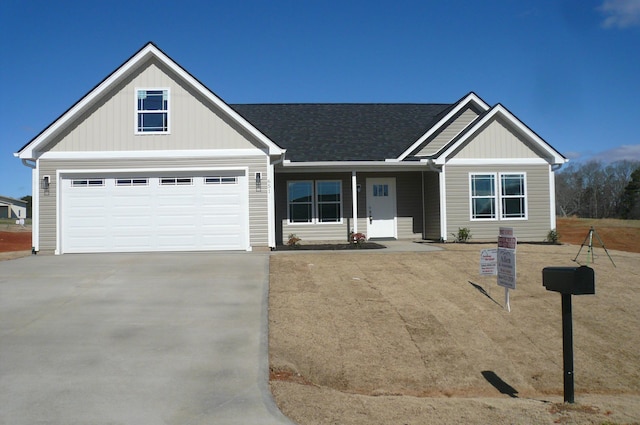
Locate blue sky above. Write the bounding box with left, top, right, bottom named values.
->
left=1, top=0, right=639, bottom=199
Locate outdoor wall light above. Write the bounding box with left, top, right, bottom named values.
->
left=41, top=175, right=50, bottom=190
left=255, top=172, right=262, bottom=192
left=357, top=184, right=362, bottom=193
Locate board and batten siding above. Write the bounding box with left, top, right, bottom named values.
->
left=37, top=156, right=269, bottom=252
left=416, top=106, right=480, bottom=156
left=453, top=117, right=544, bottom=159
left=444, top=164, right=552, bottom=241
left=43, top=58, right=263, bottom=153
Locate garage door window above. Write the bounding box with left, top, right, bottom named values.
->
left=117, top=178, right=149, bottom=186
left=205, top=176, right=238, bottom=184
left=160, top=177, right=193, bottom=186
left=72, top=179, right=104, bottom=187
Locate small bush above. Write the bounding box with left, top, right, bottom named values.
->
left=546, top=229, right=559, bottom=244
left=287, top=233, right=301, bottom=247
left=452, top=227, right=472, bottom=243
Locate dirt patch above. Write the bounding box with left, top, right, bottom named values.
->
left=557, top=217, right=640, bottom=253
left=269, top=244, right=640, bottom=424
left=0, top=230, right=31, bottom=253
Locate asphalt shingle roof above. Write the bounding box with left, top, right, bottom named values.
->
left=231, top=103, right=453, bottom=162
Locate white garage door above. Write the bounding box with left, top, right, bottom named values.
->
left=60, top=171, right=249, bottom=253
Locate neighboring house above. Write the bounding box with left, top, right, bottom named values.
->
left=0, top=196, right=27, bottom=220
left=15, top=42, right=567, bottom=254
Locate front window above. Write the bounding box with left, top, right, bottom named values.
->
left=316, top=181, right=342, bottom=222
left=287, top=180, right=342, bottom=224
left=501, top=174, right=526, bottom=218
left=136, top=89, right=169, bottom=133
left=471, top=174, right=496, bottom=219
left=470, top=173, right=527, bottom=220
left=288, top=182, right=313, bottom=223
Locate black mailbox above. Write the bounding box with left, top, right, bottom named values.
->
left=543, top=266, right=595, bottom=295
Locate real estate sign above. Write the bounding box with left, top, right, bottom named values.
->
left=497, top=227, right=516, bottom=289
left=480, top=248, right=498, bottom=275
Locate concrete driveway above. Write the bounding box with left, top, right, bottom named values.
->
left=0, top=252, right=294, bottom=425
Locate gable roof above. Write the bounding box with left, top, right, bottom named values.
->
left=231, top=103, right=452, bottom=162
left=15, top=42, right=284, bottom=159
left=433, top=104, right=568, bottom=165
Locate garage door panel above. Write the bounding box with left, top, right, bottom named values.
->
left=61, top=173, right=248, bottom=253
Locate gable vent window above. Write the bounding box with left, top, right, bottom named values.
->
left=160, top=177, right=193, bottom=186
left=136, top=89, right=169, bottom=133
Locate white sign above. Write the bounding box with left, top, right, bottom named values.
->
left=497, top=249, right=516, bottom=289
left=480, top=248, right=498, bottom=275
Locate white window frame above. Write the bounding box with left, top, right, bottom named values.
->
left=287, top=180, right=343, bottom=225
left=71, top=178, right=105, bottom=188
left=116, top=178, right=149, bottom=187
left=135, top=88, right=170, bottom=134
left=160, top=177, right=193, bottom=186
left=315, top=180, right=343, bottom=223
left=469, top=172, right=527, bottom=221
left=500, top=173, right=528, bottom=220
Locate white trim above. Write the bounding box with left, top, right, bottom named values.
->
left=351, top=171, right=358, bottom=234
left=267, top=158, right=276, bottom=248
left=434, top=104, right=567, bottom=165
left=549, top=164, right=557, bottom=231
left=18, top=43, right=284, bottom=159
left=134, top=87, right=171, bottom=134
left=397, top=93, right=490, bottom=161
left=445, top=158, right=549, bottom=165
left=38, top=148, right=267, bottom=160
left=32, top=164, right=39, bottom=252
left=440, top=165, right=447, bottom=241
left=469, top=172, right=498, bottom=221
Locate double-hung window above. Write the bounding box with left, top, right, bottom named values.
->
left=287, top=180, right=342, bottom=223
left=470, top=173, right=526, bottom=220
left=136, top=89, right=169, bottom=133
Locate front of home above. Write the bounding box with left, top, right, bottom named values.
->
left=15, top=43, right=567, bottom=254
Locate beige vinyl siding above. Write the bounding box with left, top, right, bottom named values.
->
left=423, top=171, right=441, bottom=240
left=44, top=59, right=262, bottom=152
left=454, top=117, right=542, bottom=159
left=37, top=156, right=269, bottom=252
left=444, top=164, right=551, bottom=241
left=416, top=106, right=480, bottom=156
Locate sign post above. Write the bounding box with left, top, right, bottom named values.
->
left=497, top=227, right=516, bottom=312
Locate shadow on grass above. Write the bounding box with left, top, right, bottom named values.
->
left=482, top=370, right=519, bottom=398
left=468, top=281, right=503, bottom=307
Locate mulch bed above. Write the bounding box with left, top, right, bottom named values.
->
left=275, top=242, right=386, bottom=251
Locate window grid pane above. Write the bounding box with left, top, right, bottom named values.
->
left=136, top=89, right=168, bottom=133
left=471, top=174, right=496, bottom=219
left=317, top=181, right=341, bottom=223
left=288, top=182, right=313, bottom=223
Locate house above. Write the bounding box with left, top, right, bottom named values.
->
left=0, top=195, right=27, bottom=220
left=15, top=42, right=567, bottom=254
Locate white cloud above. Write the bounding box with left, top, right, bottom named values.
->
left=599, top=0, right=640, bottom=28
left=594, top=144, right=640, bottom=161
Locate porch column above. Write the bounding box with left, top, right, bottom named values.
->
left=351, top=171, right=358, bottom=234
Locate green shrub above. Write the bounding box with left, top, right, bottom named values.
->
left=546, top=229, right=559, bottom=244
left=452, top=227, right=472, bottom=243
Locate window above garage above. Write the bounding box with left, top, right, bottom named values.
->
left=136, top=88, right=169, bottom=134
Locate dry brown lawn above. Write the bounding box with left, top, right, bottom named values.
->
left=269, top=243, right=640, bottom=424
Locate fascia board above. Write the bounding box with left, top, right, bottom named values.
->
left=396, top=92, right=490, bottom=161
left=18, top=43, right=284, bottom=159
left=433, top=104, right=568, bottom=165
left=279, top=161, right=428, bottom=173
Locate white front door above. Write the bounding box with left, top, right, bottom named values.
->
left=366, top=178, right=397, bottom=239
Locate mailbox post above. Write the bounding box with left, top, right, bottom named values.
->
left=542, top=266, right=595, bottom=403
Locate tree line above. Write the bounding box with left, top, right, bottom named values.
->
left=555, top=160, right=640, bottom=220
